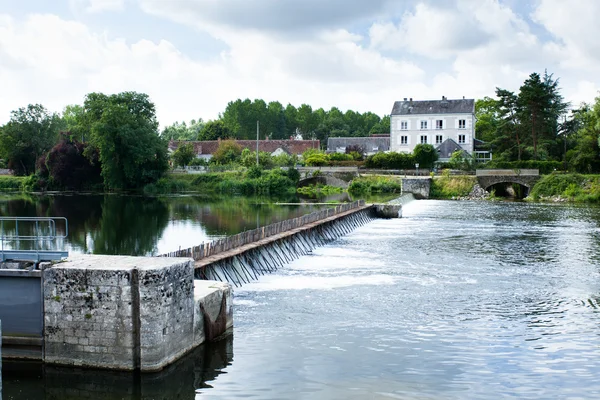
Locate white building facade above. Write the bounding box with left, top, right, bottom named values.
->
left=390, top=97, right=475, bottom=159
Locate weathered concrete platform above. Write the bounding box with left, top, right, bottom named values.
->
left=38, top=255, right=232, bottom=372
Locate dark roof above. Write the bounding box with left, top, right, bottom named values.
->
left=436, top=138, right=467, bottom=159
left=391, top=98, right=475, bottom=115
left=327, top=137, right=390, bottom=152
left=168, top=139, right=319, bottom=156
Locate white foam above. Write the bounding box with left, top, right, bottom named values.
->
left=237, top=274, right=396, bottom=292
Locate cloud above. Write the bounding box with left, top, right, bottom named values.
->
left=369, top=2, right=492, bottom=58
left=138, top=0, right=393, bottom=35
left=70, top=0, right=125, bottom=13
left=532, top=0, right=600, bottom=70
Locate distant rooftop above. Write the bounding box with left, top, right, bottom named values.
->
left=391, top=97, right=475, bottom=115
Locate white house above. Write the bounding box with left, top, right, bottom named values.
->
left=390, top=97, right=476, bottom=160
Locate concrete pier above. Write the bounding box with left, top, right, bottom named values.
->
left=0, top=255, right=233, bottom=372
left=373, top=204, right=402, bottom=218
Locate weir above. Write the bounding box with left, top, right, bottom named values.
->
left=161, top=199, right=404, bottom=287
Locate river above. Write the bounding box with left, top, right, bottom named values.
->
left=3, top=198, right=600, bottom=399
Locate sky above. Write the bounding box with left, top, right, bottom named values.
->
left=1, top=0, right=599, bottom=127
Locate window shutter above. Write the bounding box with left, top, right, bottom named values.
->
left=467, top=118, right=472, bottom=129
left=442, top=119, right=446, bottom=129
left=407, top=120, right=411, bottom=130
left=454, top=118, right=459, bottom=129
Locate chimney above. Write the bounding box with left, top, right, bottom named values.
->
left=463, top=96, right=465, bottom=99
left=409, top=98, right=413, bottom=102
left=403, top=97, right=407, bottom=101
left=442, top=95, right=446, bottom=100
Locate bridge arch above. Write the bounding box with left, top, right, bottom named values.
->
left=476, top=174, right=540, bottom=199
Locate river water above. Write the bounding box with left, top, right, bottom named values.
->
left=3, top=198, right=600, bottom=399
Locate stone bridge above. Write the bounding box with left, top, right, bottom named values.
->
left=476, top=169, right=540, bottom=191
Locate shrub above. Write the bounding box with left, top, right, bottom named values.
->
left=482, top=160, right=563, bottom=175
left=304, top=153, right=328, bottom=166
left=211, top=140, right=242, bottom=164
left=348, top=176, right=401, bottom=195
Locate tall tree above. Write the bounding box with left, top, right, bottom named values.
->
left=0, top=104, right=62, bottom=175
left=161, top=119, right=205, bottom=140
left=81, top=92, right=169, bottom=190
left=517, top=71, right=568, bottom=159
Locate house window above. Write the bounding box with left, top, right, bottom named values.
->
left=436, top=120, right=443, bottom=130
left=420, top=120, right=428, bottom=130
left=400, top=121, right=408, bottom=130
left=459, top=119, right=466, bottom=129
left=436, top=135, right=443, bottom=144
left=458, top=134, right=466, bottom=144
left=400, top=136, right=408, bottom=145
left=420, top=135, right=428, bottom=144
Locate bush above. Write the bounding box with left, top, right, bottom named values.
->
left=0, top=176, right=25, bottom=191
left=365, top=152, right=415, bottom=169
left=482, top=160, right=563, bottom=175
left=211, top=140, right=243, bottom=164
left=240, top=148, right=274, bottom=169
left=246, top=165, right=263, bottom=179
left=304, top=153, right=328, bottom=166
left=528, top=173, right=586, bottom=199
left=348, top=176, right=401, bottom=194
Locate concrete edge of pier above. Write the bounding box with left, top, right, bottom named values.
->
left=2, top=255, right=232, bottom=372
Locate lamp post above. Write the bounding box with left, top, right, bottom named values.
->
left=415, top=163, right=419, bottom=176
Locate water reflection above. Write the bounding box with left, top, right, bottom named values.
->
left=2, top=335, right=233, bottom=400
left=0, top=194, right=328, bottom=256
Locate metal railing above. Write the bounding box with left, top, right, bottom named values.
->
left=0, top=217, right=69, bottom=262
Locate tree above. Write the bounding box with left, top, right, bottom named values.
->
left=369, top=115, right=389, bottom=135
left=517, top=71, right=568, bottom=160
left=199, top=120, right=232, bottom=141
left=495, top=89, right=523, bottom=161
left=413, top=144, right=438, bottom=169
left=211, top=140, right=242, bottom=164
left=38, top=133, right=102, bottom=190
left=161, top=119, right=205, bottom=140
left=172, top=143, right=196, bottom=168
left=81, top=92, right=169, bottom=190
left=0, top=104, right=62, bottom=175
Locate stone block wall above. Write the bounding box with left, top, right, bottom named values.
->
left=402, top=178, right=431, bottom=199
left=43, top=255, right=196, bottom=371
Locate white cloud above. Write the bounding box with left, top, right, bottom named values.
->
left=1, top=0, right=600, bottom=127
left=70, top=0, right=125, bottom=13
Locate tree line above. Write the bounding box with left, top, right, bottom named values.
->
left=476, top=71, right=600, bottom=173
left=162, top=99, right=391, bottom=142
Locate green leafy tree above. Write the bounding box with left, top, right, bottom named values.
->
left=161, top=119, right=205, bottom=140
left=172, top=143, right=196, bottom=168
left=81, top=92, right=169, bottom=190
left=0, top=104, right=63, bottom=175
left=211, top=140, right=242, bottom=164
left=199, top=120, right=231, bottom=141
left=413, top=144, right=438, bottom=169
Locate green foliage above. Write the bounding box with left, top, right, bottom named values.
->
left=81, top=91, right=169, bottom=190
left=0, top=104, right=62, bottom=176
left=365, top=152, right=415, bottom=169
left=304, top=152, right=328, bottom=166
left=528, top=173, right=587, bottom=200
left=297, top=184, right=343, bottom=197
left=348, top=176, right=401, bottom=194
left=430, top=176, right=477, bottom=199
left=246, top=165, right=263, bottom=179
left=447, top=151, right=475, bottom=171
left=189, top=158, right=208, bottom=167
left=161, top=119, right=205, bottom=140
left=240, top=148, right=274, bottom=169
left=212, top=140, right=243, bottom=164
left=199, top=120, right=231, bottom=141
left=286, top=168, right=300, bottom=183
left=413, top=144, right=439, bottom=169
left=482, top=160, right=563, bottom=175
left=272, top=153, right=298, bottom=167
left=172, top=143, right=196, bottom=168
left=0, top=176, right=26, bottom=192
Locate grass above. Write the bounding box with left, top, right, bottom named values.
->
left=430, top=175, right=476, bottom=199
left=0, top=175, right=26, bottom=191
